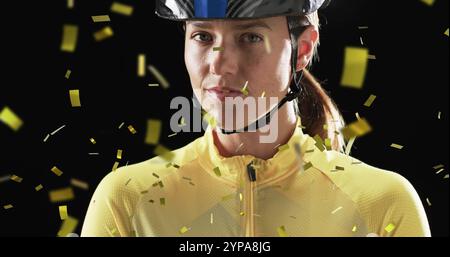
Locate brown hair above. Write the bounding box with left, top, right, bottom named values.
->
left=295, top=13, right=346, bottom=152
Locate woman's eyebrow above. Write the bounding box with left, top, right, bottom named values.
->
left=233, top=21, right=272, bottom=31
left=187, top=21, right=272, bottom=31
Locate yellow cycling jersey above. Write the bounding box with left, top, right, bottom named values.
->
left=81, top=116, right=430, bottom=237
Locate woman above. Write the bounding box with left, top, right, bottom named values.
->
left=81, top=0, right=430, bottom=237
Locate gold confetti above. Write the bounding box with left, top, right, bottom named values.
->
left=305, top=149, right=315, bottom=153
left=263, top=34, right=271, bottom=54
left=10, top=175, right=23, bottom=183
left=3, top=204, right=13, bottom=210
left=341, top=47, right=369, bottom=89
left=65, top=69, right=72, bottom=79
left=313, top=135, right=326, bottom=152
left=69, top=89, right=81, bottom=107
left=168, top=132, right=177, bottom=138
left=148, top=65, right=170, bottom=89
left=364, top=94, right=377, bottom=107
left=141, top=190, right=149, bottom=194
left=426, top=198, right=432, bottom=206
left=340, top=118, right=372, bottom=140
left=241, top=81, right=249, bottom=96
left=0, top=106, right=23, bottom=131
left=260, top=91, right=266, bottom=98
left=352, top=225, right=358, bottom=232
left=125, top=178, right=132, bottom=186
left=303, top=162, right=313, bottom=171
left=324, top=138, right=332, bottom=151
left=57, top=216, right=78, bottom=237
left=433, top=164, right=444, bottom=170
left=444, top=174, right=449, bottom=179
left=158, top=181, right=164, bottom=188
left=112, top=161, right=120, bottom=171
left=43, top=134, right=50, bottom=142
left=335, top=166, right=345, bottom=171
left=390, top=143, right=404, bottom=150
left=116, top=149, right=123, bottom=160
left=445, top=28, right=449, bottom=37
left=435, top=168, right=444, bottom=174
left=277, top=226, right=288, bottom=237
left=127, top=125, right=137, bottom=134
left=67, top=0, right=74, bottom=9
left=179, top=226, right=190, bottom=234
left=240, top=211, right=245, bottom=216
left=160, top=198, right=165, bottom=205
left=331, top=206, right=343, bottom=214
left=118, top=122, right=125, bottom=129
left=421, top=0, right=435, bottom=6
left=49, top=187, right=75, bottom=203
left=213, top=167, right=222, bottom=177
left=92, top=15, right=110, bottom=23
left=154, top=144, right=174, bottom=161
left=438, top=111, right=441, bottom=119
left=35, top=184, right=43, bottom=191
left=210, top=213, right=214, bottom=224
left=61, top=24, right=78, bottom=52
left=148, top=83, right=159, bottom=87
left=93, top=26, right=114, bottom=41
left=145, top=119, right=162, bottom=145
left=110, top=2, right=134, bottom=16
left=152, top=173, right=160, bottom=179
left=345, top=136, right=357, bottom=156
left=59, top=205, right=68, bottom=220
left=51, top=166, right=63, bottom=176
left=384, top=223, right=396, bottom=233
left=138, top=54, right=146, bottom=77
left=70, top=178, right=89, bottom=190
left=213, top=47, right=224, bottom=51
left=89, top=138, right=96, bottom=144
left=51, top=125, right=66, bottom=135
left=367, top=54, right=376, bottom=60
left=239, top=193, right=243, bottom=202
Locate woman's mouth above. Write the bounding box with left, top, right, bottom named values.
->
left=205, top=87, right=244, bottom=102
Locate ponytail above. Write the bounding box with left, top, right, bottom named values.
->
left=294, top=69, right=346, bottom=152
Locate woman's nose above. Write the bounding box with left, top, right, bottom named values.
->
left=209, top=43, right=239, bottom=76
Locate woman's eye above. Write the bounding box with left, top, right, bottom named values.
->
left=192, top=33, right=213, bottom=43
left=241, top=33, right=263, bottom=43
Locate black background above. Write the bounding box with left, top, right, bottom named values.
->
left=0, top=0, right=448, bottom=236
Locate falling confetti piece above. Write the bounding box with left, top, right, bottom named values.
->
left=364, top=94, right=377, bottom=107
left=335, top=166, right=345, bottom=171
left=43, top=134, right=50, bottom=142
left=148, top=83, right=159, bottom=87
left=210, top=213, right=214, bottom=224
left=67, top=0, right=74, bottom=9
left=340, top=47, right=369, bottom=89
left=390, top=143, right=404, bottom=150
left=352, top=225, right=358, bottom=232
left=35, top=184, right=43, bottom=191
left=263, top=34, right=271, bottom=54
left=277, top=226, right=288, bottom=237
left=116, top=149, right=123, bottom=160
left=61, top=24, right=78, bottom=52
left=110, top=2, right=134, bottom=16
left=260, top=91, right=266, bottom=98
left=118, top=122, right=125, bottom=129
left=433, top=164, right=444, bottom=170
left=213, top=167, right=222, bottom=177
left=324, top=138, right=332, bottom=151
left=92, top=15, right=110, bottom=22
left=358, top=26, right=368, bottom=29
left=138, top=54, right=146, bottom=77
left=426, top=198, right=432, bottom=206
left=112, top=161, right=120, bottom=171
left=341, top=118, right=372, bottom=139
left=148, top=65, right=170, bottom=89
left=59, top=205, right=68, bottom=220
left=179, top=226, right=190, bottom=234
left=445, top=28, right=449, bottom=37
left=0, top=106, right=23, bottom=131
left=10, top=175, right=23, bottom=183
left=384, top=223, right=396, bottom=233
left=70, top=178, right=89, bottom=190
left=241, top=81, right=249, bottom=96
left=145, top=119, right=162, bottom=145
left=3, top=204, right=13, bottom=210
left=154, top=144, right=174, bottom=161
left=438, top=111, right=442, bottom=119
left=125, top=178, right=132, bottom=186
left=49, top=187, right=75, bottom=203
left=367, top=54, right=376, bottom=60
left=303, top=162, right=313, bottom=171
left=345, top=136, right=357, bottom=156
left=89, top=138, right=96, bottom=144
left=313, top=135, right=326, bottom=152
left=51, top=125, right=66, bottom=135
left=435, top=168, right=444, bottom=174
left=331, top=206, right=343, bottom=214
left=51, top=166, right=64, bottom=176
left=57, top=216, right=78, bottom=237
left=69, top=89, right=81, bottom=107
left=128, top=125, right=137, bottom=134
left=65, top=69, right=72, bottom=79
left=239, top=193, right=243, bottom=202
left=421, top=0, right=435, bottom=6
left=240, top=211, right=245, bottom=216
left=444, top=174, right=449, bottom=179
left=93, top=26, right=114, bottom=41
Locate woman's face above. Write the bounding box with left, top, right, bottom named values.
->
left=184, top=16, right=293, bottom=129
